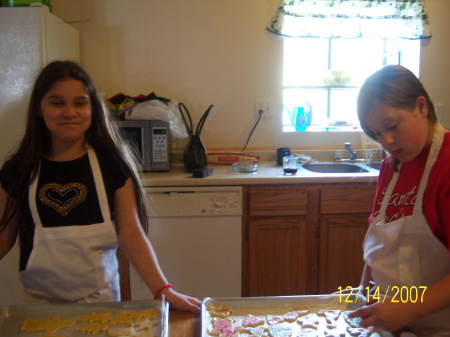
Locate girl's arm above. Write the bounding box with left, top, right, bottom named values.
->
left=114, top=178, right=201, bottom=313
left=349, top=273, right=450, bottom=331
left=0, top=187, right=20, bottom=259
left=360, top=263, right=373, bottom=288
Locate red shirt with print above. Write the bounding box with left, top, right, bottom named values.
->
left=369, top=132, right=450, bottom=251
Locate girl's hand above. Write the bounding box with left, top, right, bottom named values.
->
left=163, top=288, right=202, bottom=314
left=347, top=298, right=418, bottom=332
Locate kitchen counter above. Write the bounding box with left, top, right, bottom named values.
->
left=168, top=310, right=200, bottom=337
left=141, top=163, right=380, bottom=187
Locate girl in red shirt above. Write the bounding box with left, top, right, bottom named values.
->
left=350, top=65, right=450, bottom=336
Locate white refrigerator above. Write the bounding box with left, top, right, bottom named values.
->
left=0, top=5, right=79, bottom=305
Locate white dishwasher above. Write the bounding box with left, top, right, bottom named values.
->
left=129, top=186, right=243, bottom=300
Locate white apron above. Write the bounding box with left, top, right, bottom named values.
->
left=363, top=124, right=450, bottom=336
left=20, top=148, right=120, bottom=303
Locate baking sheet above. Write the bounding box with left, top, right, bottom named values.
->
left=0, top=299, right=168, bottom=337
left=202, top=294, right=394, bottom=337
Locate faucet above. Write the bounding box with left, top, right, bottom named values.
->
left=344, top=142, right=357, bottom=160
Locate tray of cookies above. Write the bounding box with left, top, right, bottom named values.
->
left=0, top=299, right=168, bottom=337
left=201, top=294, right=394, bottom=337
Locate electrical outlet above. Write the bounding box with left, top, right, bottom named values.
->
left=255, top=99, right=274, bottom=118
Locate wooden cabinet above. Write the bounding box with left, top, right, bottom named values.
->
left=242, top=183, right=376, bottom=297
left=318, top=185, right=376, bottom=294
left=247, top=217, right=309, bottom=296
left=318, top=215, right=369, bottom=294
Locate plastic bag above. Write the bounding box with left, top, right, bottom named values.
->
left=128, top=100, right=170, bottom=121
left=167, top=100, right=189, bottom=139
left=127, top=99, right=189, bottom=139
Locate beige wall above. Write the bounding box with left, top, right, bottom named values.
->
left=419, top=0, right=450, bottom=127
left=52, top=0, right=450, bottom=151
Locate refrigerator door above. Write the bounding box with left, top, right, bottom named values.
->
left=0, top=6, right=79, bottom=161
left=0, top=6, right=79, bottom=305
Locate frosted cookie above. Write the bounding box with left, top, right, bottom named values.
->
left=266, top=314, right=285, bottom=325
left=291, top=306, right=309, bottom=315
left=242, top=314, right=265, bottom=327
left=297, top=314, right=320, bottom=330
left=268, top=324, right=292, bottom=337
left=208, top=318, right=236, bottom=336
left=325, top=321, right=337, bottom=330
left=317, top=309, right=341, bottom=329
left=247, top=326, right=268, bottom=337
left=324, top=333, right=345, bottom=337
left=347, top=326, right=375, bottom=337
left=343, top=311, right=362, bottom=328
left=317, top=309, right=341, bottom=323
left=297, top=333, right=319, bottom=337
left=282, top=311, right=298, bottom=322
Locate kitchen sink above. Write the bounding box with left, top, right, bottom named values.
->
left=301, top=162, right=370, bottom=174
left=365, top=161, right=382, bottom=170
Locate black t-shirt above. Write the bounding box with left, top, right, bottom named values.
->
left=0, top=149, right=131, bottom=270
left=37, top=154, right=104, bottom=227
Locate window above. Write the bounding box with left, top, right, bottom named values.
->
left=282, top=38, right=421, bottom=132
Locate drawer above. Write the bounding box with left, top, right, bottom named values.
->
left=248, top=186, right=308, bottom=216
left=320, top=185, right=375, bottom=214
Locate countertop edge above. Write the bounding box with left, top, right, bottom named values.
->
left=141, top=164, right=379, bottom=187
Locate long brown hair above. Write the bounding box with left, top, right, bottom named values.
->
left=357, top=65, right=437, bottom=170
left=0, top=61, right=149, bottom=232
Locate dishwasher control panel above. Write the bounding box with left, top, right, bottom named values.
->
left=145, top=186, right=243, bottom=217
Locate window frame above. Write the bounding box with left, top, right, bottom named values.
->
left=282, top=37, right=420, bottom=132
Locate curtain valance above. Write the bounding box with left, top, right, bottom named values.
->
left=267, top=0, right=431, bottom=39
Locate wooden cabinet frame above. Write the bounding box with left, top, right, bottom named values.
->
left=242, top=183, right=376, bottom=297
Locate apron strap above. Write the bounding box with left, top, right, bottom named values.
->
left=86, top=148, right=112, bottom=218
left=413, top=123, right=445, bottom=216
left=378, top=123, right=445, bottom=219
left=29, top=165, right=43, bottom=228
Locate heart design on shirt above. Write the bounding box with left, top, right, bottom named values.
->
left=39, top=183, right=87, bottom=216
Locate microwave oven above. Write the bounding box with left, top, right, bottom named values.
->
left=115, top=119, right=170, bottom=171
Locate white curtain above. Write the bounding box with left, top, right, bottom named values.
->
left=267, top=0, right=431, bottom=39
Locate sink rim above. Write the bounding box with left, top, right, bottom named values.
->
left=301, top=162, right=372, bottom=174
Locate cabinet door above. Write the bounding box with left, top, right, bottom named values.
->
left=247, top=217, right=313, bottom=297
left=318, top=216, right=368, bottom=294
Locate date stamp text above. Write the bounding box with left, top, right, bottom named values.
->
left=337, top=285, right=427, bottom=303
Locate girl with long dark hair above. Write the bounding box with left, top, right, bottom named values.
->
left=0, top=61, right=200, bottom=312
